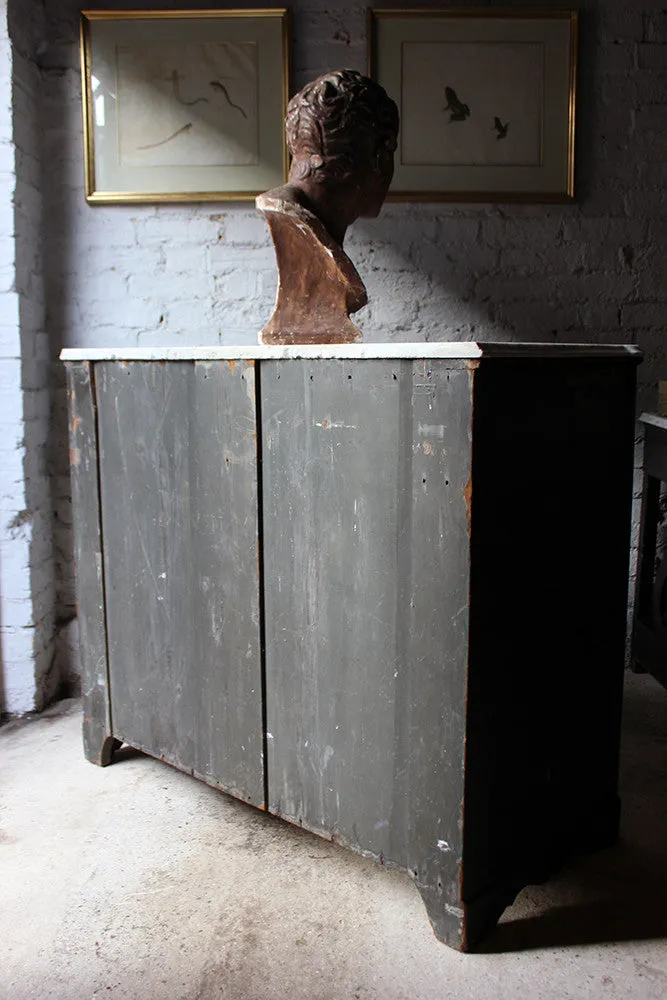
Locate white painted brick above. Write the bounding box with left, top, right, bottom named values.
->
left=161, top=298, right=214, bottom=332
left=135, top=213, right=223, bottom=246
left=0, top=477, right=28, bottom=515
left=622, top=302, right=667, bottom=327
left=3, top=662, right=36, bottom=714
left=0, top=354, right=21, bottom=392
left=161, top=243, right=208, bottom=275
left=637, top=43, right=667, bottom=70
left=222, top=211, right=271, bottom=247
left=0, top=594, right=34, bottom=627
left=639, top=161, right=667, bottom=185
left=257, top=269, right=278, bottom=299
left=78, top=267, right=128, bottom=302
left=208, top=244, right=275, bottom=272
left=600, top=8, right=644, bottom=42
left=2, top=624, right=36, bottom=662
left=0, top=322, right=19, bottom=356
left=624, top=187, right=667, bottom=217
left=0, top=540, right=31, bottom=587
left=213, top=270, right=258, bottom=301
left=0, top=388, right=24, bottom=422
left=0, top=292, right=19, bottom=330
left=646, top=12, right=667, bottom=43
left=3, top=0, right=664, bottom=708
left=634, top=73, right=667, bottom=105
left=597, top=41, right=637, bottom=74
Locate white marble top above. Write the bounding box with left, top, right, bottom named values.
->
left=640, top=412, right=667, bottom=430
left=60, top=343, right=641, bottom=362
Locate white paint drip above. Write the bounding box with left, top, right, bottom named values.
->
left=418, top=423, right=445, bottom=439
left=315, top=420, right=358, bottom=430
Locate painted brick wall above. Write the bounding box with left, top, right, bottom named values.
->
left=1, top=0, right=58, bottom=714
left=4, top=0, right=660, bottom=698
left=0, top=0, right=27, bottom=714
left=40, top=1, right=666, bottom=358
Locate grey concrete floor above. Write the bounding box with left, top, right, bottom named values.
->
left=1, top=673, right=667, bottom=1000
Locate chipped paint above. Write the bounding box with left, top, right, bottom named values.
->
left=437, top=839, right=453, bottom=852
left=316, top=419, right=358, bottom=430
left=464, top=477, right=472, bottom=536
left=419, top=423, right=445, bottom=438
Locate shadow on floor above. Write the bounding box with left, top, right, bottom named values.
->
left=104, top=674, right=667, bottom=956
left=481, top=674, right=667, bottom=953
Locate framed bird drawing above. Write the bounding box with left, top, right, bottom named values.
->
left=369, top=9, right=578, bottom=202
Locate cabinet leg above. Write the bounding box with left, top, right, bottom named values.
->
left=417, top=882, right=467, bottom=950
left=83, top=714, right=122, bottom=767
left=99, top=736, right=123, bottom=766
left=417, top=881, right=521, bottom=952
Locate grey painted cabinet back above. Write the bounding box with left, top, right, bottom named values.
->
left=66, top=351, right=638, bottom=950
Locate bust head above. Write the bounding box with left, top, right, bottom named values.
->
left=285, top=70, right=399, bottom=230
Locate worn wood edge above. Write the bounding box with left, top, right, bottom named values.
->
left=65, top=361, right=114, bottom=766
left=272, top=805, right=470, bottom=949
left=110, top=735, right=266, bottom=808
left=639, top=411, right=667, bottom=431
left=59, top=343, right=640, bottom=362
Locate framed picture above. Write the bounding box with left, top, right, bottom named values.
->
left=369, top=8, right=577, bottom=202
left=80, top=9, right=290, bottom=203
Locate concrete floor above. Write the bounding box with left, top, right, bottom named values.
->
left=1, top=674, right=666, bottom=1000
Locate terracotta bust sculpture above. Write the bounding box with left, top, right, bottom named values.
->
left=256, top=70, right=399, bottom=345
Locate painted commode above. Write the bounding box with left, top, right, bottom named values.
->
left=62, top=342, right=639, bottom=950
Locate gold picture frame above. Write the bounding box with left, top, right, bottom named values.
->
left=80, top=8, right=290, bottom=203
left=369, top=8, right=578, bottom=202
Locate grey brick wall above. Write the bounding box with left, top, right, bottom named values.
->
left=1, top=0, right=58, bottom=713
left=2, top=0, right=665, bottom=705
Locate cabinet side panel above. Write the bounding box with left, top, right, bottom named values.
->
left=65, top=362, right=112, bottom=764
left=464, top=357, right=638, bottom=907
left=95, top=360, right=264, bottom=805
left=262, top=358, right=473, bottom=911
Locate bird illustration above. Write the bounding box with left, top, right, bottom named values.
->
left=444, top=86, right=470, bottom=122
left=492, top=116, right=509, bottom=140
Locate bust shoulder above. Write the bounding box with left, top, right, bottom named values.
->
left=256, top=185, right=333, bottom=248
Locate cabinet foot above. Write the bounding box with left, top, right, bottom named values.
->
left=84, top=725, right=122, bottom=767
left=418, top=883, right=521, bottom=952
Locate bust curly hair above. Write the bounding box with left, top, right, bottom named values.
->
left=286, top=69, right=399, bottom=184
